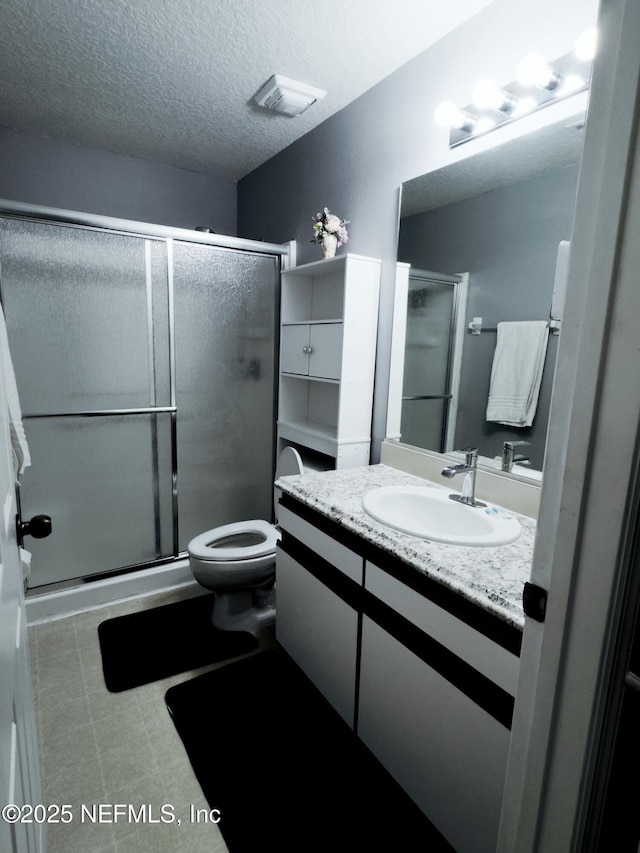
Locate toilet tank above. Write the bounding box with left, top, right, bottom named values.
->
left=274, top=446, right=304, bottom=523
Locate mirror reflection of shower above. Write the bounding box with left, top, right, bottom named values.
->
left=399, top=269, right=467, bottom=453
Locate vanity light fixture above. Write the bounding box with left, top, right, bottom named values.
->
left=434, top=101, right=476, bottom=133
left=472, top=79, right=517, bottom=113
left=474, top=115, right=498, bottom=135
left=516, top=53, right=560, bottom=91
left=436, top=28, right=597, bottom=148
left=510, top=95, right=538, bottom=118
left=557, top=74, right=588, bottom=97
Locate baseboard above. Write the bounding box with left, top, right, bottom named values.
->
left=25, top=559, right=203, bottom=625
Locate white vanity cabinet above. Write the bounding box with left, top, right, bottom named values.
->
left=357, top=561, right=518, bottom=852
left=278, top=254, right=380, bottom=468
left=275, top=493, right=522, bottom=852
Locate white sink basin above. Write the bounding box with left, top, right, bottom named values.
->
left=361, top=485, right=521, bottom=547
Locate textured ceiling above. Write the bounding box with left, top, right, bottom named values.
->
left=0, top=0, right=495, bottom=181
left=401, top=117, right=586, bottom=216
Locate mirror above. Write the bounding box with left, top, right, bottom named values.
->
left=388, top=113, right=586, bottom=478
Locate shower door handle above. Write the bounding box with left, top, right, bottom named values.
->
left=17, top=513, right=52, bottom=544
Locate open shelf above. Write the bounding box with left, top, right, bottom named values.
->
left=278, top=253, right=381, bottom=470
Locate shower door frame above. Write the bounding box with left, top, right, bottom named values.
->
left=0, top=198, right=293, bottom=582
left=399, top=268, right=468, bottom=454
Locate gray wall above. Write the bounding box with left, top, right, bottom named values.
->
left=0, top=126, right=237, bottom=233
left=237, top=0, right=595, bottom=462
left=398, top=164, right=579, bottom=469
left=236, top=38, right=454, bottom=461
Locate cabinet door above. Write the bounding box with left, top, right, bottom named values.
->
left=281, top=323, right=343, bottom=380
left=308, top=323, right=342, bottom=380
left=357, top=616, right=510, bottom=853
left=275, top=548, right=358, bottom=726
left=281, top=324, right=310, bottom=375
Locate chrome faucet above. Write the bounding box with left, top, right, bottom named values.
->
left=441, top=448, right=486, bottom=508
left=502, top=441, right=531, bottom=473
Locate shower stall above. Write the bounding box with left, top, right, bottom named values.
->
left=0, top=205, right=287, bottom=589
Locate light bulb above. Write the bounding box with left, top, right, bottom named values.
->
left=434, top=101, right=458, bottom=127
left=511, top=96, right=537, bottom=117
left=434, top=101, right=475, bottom=132
left=474, top=116, right=496, bottom=135
left=558, top=74, right=586, bottom=96
left=472, top=79, right=516, bottom=112
left=575, top=28, right=598, bottom=62
left=517, top=53, right=560, bottom=90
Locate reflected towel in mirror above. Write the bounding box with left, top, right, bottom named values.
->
left=486, top=321, right=549, bottom=427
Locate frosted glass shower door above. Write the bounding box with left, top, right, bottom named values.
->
left=172, top=243, right=278, bottom=550
left=0, top=218, right=173, bottom=586
left=23, top=414, right=174, bottom=578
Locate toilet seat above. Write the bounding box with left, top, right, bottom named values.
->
left=188, top=519, right=280, bottom=563
left=186, top=446, right=303, bottom=632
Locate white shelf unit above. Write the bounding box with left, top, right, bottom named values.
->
left=278, top=253, right=381, bottom=469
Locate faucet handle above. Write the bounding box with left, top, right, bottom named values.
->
left=502, top=440, right=531, bottom=472
left=461, top=447, right=479, bottom=464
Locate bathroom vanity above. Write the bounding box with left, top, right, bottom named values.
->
left=275, top=464, right=534, bottom=853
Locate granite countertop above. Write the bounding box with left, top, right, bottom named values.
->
left=276, top=463, right=535, bottom=630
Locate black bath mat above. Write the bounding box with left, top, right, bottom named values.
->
left=165, top=650, right=453, bottom=852
left=98, top=594, right=258, bottom=692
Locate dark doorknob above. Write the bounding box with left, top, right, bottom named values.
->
left=18, top=514, right=52, bottom=540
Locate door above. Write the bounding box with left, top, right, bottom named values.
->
left=400, top=270, right=463, bottom=453
left=281, top=324, right=311, bottom=375
left=275, top=546, right=358, bottom=727
left=280, top=322, right=342, bottom=379
left=0, top=313, right=43, bottom=852
left=498, top=0, right=640, bottom=847
left=0, top=218, right=174, bottom=587
left=308, top=323, right=342, bottom=379
left=171, top=241, right=279, bottom=549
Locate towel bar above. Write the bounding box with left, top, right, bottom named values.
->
left=467, top=318, right=561, bottom=335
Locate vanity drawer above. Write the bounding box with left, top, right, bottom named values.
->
left=277, top=503, right=363, bottom=583
left=364, top=560, right=519, bottom=697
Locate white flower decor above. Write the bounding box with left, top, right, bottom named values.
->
left=311, top=207, right=349, bottom=249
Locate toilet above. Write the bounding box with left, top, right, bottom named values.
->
left=187, top=446, right=304, bottom=633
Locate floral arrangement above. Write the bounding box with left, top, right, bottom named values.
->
left=311, top=207, right=349, bottom=248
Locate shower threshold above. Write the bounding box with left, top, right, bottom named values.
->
left=25, top=555, right=197, bottom=626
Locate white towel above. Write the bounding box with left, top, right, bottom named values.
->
left=486, top=321, right=549, bottom=427
left=0, top=305, right=31, bottom=477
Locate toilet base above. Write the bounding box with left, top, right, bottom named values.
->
left=211, top=585, right=276, bottom=634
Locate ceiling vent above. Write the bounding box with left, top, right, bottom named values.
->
left=254, top=74, right=326, bottom=117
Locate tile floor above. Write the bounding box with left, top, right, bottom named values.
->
left=28, top=587, right=277, bottom=853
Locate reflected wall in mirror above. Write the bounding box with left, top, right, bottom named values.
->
left=390, top=115, right=585, bottom=475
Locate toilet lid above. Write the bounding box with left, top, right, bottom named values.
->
left=187, top=519, right=280, bottom=562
